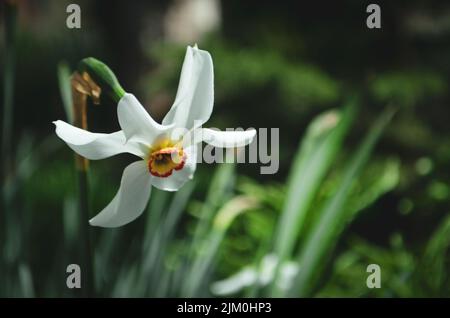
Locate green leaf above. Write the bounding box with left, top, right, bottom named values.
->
left=289, top=107, right=395, bottom=297
left=57, top=62, right=74, bottom=123
left=418, top=213, right=450, bottom=296
left=270, top=98, right=356, bottom=296
left=182, top=195, right=258, bottom=297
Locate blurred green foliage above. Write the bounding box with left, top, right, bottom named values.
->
left=370, top=71, right=446, bottom=107
left=1, top=0, right=449, bottom=298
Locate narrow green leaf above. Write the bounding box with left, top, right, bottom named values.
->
left=418, top=213, right=450, bottom=296
left=188, top=163, right=236, bottom=259
left=182, top=195, right=258, bottom=297
left=290, top=107, right=395, bottom=297
left=57, top=61, right=74, bottom=124
left=270, top=98, right=356, bottom=296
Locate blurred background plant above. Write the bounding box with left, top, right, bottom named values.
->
left=0, top=0, right=449, bottom=297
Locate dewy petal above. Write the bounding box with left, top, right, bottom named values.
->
left=200, top=128, right=256, bottom=148
left=162, top=45, right=214, bottom=130
left=54, top=120, right=145, bottom=159
left=150, top=145, right=197, bottom=191
left=118, top=93, right=173, bottom=144
left=89, top=160, right=152, bottom=227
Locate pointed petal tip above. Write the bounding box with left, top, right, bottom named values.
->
left=88, top=217, right=108, bottom=228
left=53, top=120, right=68, bottom=131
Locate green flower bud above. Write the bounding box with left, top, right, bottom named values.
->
left=77, top=57, right=125, bottom=103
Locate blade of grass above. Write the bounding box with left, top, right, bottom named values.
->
left=270, top=99, right=356, bottom=296
left=1, top=0, right=17, bottom=170
left=180, top=163, right=236, bottom=296
left=418, top=213, right=450, bottom=296
left=143, top=188, right=171, bottom=252
left=181, top=195, right=258, bottom=297
left=145, top=181, right=196, bottom=296
left=189, top=163, right=236, bottom=255
left=1, top=0, right=17, bottom=297
left=140, top=189, right=170, bottom=295
left=245, top=235, right=274, bottom=297
left=57, top=62, right=74, bottom=124
left=289, top=107, right=395, bottom=297
left=163, top=180, right=196, bottom=239
left=18, top=263, right=35, bottom=298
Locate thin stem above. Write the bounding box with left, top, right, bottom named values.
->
left=78, top=170, right=94, bottom=297
left=1, top=1, right=16, bottom=161
left=71, top=72, right=100, bottom=297
left=1, top=0, right=17, bottom=297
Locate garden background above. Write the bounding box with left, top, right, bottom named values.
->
left=0, top=0, right=449, bottom=297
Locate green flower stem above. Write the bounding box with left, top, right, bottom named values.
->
left=78, top=170, right=94, bottom=297
left=71, top=79, right=94, bottom=297
left=67, top=56, right=124, bottom=297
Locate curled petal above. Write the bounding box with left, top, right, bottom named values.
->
left=54, top=120, right=145, bottom=159
left=162, top=45, right=214, bottom=130
left=89, top=160, right=152, bottom=227
left=200, top=128, right=256, bottom=148
left=150, top=145, right=197, bottom=191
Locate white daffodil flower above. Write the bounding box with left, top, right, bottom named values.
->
left=54, top=45, right=256, bottom=227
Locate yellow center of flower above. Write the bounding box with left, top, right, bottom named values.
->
left=147, top=139, right=186, bottom=178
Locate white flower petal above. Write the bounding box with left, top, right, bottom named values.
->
left=89, top=160, right=152, bottom=227
left=118, top=93, right=173, bottom=144
left=201, top=128, right=256, bottom=148
left=162, top=45, right=214, bottom=130
left=150, top=145, right=197, bottom=191
left=54, top=120, right=145, bottom=159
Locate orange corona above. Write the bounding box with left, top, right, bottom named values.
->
left=147, top=140, right=186, bottom=177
